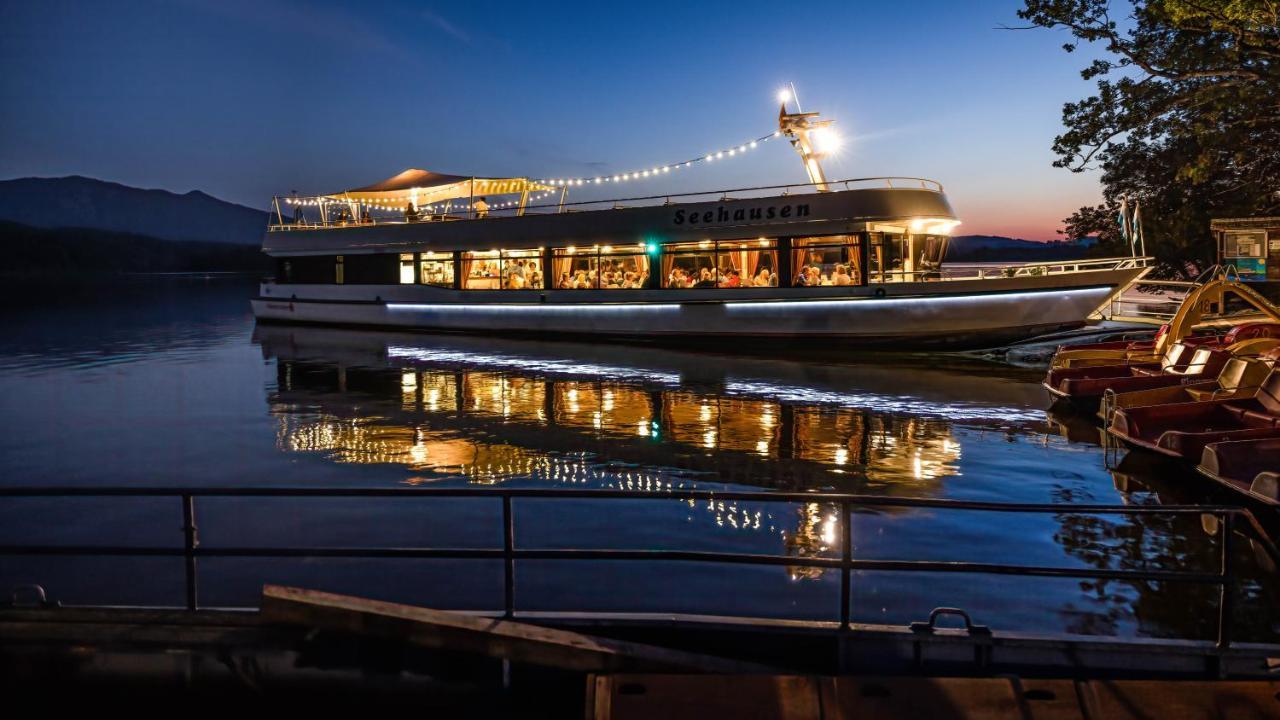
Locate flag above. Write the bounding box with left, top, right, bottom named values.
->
left=1118, top=196, right=1131, bottom=252
left=1131, top=201, right=1144, bottom=256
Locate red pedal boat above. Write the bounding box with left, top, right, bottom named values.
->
left=1198, top=438, right=1280, bottom=505
left=1106, top=367, right=1280, bottom=459
left=1043, top=324, right=1278, bottom=406
left=1100, top=345, right=1280, bottom=421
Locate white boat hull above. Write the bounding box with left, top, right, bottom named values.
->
left=251, top=268, right=1141, bottom=350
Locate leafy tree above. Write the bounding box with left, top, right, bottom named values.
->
left=1018, top=0, right=1280, bottom=276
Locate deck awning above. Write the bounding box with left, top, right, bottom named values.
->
left=326, top=169, right=554, bottom=206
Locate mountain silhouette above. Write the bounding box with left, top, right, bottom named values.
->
left=0, top=176, right=269, bottom=245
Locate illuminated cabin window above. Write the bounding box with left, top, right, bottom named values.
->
left=868, top=232, right=947, bottom=282
left=792, top=235, right=862, bottom=286
left=552, top=246, right=595, bottom=289
left=500, top=249, right=543, bottom=290
left=462, top=250, right=542, bottom=290
left=461, top=251, right=500, bottom=290
left=662, top=238, right=777, bottom=288
left=553, top=244, right=650, bottom=289
left=418, top=251, right=455, bottom=287
left=399, top=253, right=415, bottom=284
left=599, top=244, right=649, bottom=289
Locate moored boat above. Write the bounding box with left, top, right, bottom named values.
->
left=1198, top=438, right=1280, bottom=505
left=1047, top=272, right=1280, bottom=370
left=250, top=106, right=1148, bottom=350
left=1043, top=325, right=1280, bottom=409
left=1106, top=364, right=1280, bottom=459
left=1100, top=343, right=1280, bottom=421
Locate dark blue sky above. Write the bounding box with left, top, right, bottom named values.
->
left=1, top=0, right=1103, bottom=238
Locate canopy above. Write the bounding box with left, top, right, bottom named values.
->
left=326, top=169, right=555, bottom=206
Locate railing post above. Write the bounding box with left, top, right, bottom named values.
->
left=838, top=499, right=852, bottom=673
left=840, top=500, right=852, bottom=630
left=1216, top=511, right=1234, bottom=660
left=502, top=494, right=515, bottom=618
left=181, top=494, right=198, bottom=611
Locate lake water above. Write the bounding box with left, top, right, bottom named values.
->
left=1, top=276, right=1276, bottom=643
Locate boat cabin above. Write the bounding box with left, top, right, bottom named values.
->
left=267, top=171, right=959, bottom=292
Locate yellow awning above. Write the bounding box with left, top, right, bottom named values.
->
left=326, top=169, right=554, bottom=205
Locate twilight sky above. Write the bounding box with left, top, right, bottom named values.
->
left=1, top=0, right=1106, bottom=239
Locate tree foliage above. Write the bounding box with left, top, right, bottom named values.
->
left=1018, top=0, right=1280, bottom=275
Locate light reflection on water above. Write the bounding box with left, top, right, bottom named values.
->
left=0, top=277, right=1276, bottom=641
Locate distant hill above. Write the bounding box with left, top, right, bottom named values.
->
left=0, top=221, right=269, bottom=276
left=0, top=176, right=269, bottom=245
left=947, top=235, right=1094, bottom=262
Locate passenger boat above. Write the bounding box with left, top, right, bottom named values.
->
left=251, top=106, right=1148, bottom=349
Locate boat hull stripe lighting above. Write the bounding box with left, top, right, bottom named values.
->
left=384, top=286, right=1111, bottom=313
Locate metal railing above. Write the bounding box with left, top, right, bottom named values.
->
left=267, top=177, right=946, bottom=232
left=937, top=256, right=1151, bottom=282
left=1, top=485, right=1276, bottom=654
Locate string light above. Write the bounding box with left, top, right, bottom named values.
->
left=282, top=128, right=787, bottom=212
left=535, top=129, right=779, bottom=187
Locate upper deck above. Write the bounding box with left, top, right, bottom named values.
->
left=264, top=177, right=958, bottom=256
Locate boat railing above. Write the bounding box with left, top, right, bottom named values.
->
left=927, top=256, right=1151, bottom=282
left=1104, top=270, right=1280, bottom=326
left=1, top=484, right=1276, bottom=673
left=266, top=177, right=945, bottom=232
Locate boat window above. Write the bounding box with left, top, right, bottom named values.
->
left=868, top=232, right=908, bottom=282
left=335, top=255, right=344, bottom=284
left=793, top=235, right=861, bottom=287
left=599, top=244, right=650, bottom=289
left=718, top=238, right=777, bottom=288
left=418, top=251, right=455, bottom=287
left=340, top=253, right=398, bottom=284
left=917, top=235, right=949, bottom=277
left=501, top=249, right=543, bottom=290
left=552, top=247, right=598, bottom=289
left=399, top=253, right=415, bottom=284
left=664, top=239, right=778, bottom=288
left=462, top=251, right=501, bottom=290
left=662, top=241, right=717, bottom=288
left=274, top=255, right=334, bottom=283
left=551, top=245, right=648, bottom=289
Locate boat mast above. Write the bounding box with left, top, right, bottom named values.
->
left=778, top=89, right=836, bottom=192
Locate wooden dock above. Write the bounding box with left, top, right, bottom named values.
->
left=5, top=587, right=1280, bottom=717
left=589, top=674, right=1280, bottom=719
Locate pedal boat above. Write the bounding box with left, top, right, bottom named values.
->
left=1099, top=343, right=1280, bottom=422
left=1198, top=438, right=1280, bottom=505
left=1048, top=273, right=1280, bottom=370
left=1042, top=324, right=1279, bottom=407
left=1106, top=366, right=1280, bottom=459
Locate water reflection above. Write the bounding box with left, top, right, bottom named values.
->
left=247, top=325, right=1280, bottom=640
left=2, top=280, right=1274, bottom=640
left=258, top=325, right=1037, bottom=493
